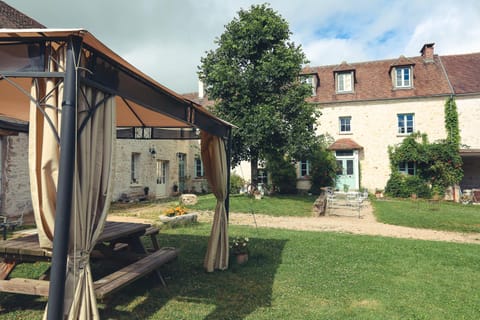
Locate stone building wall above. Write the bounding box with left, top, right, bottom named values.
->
left=1, top=133, right=33, bottom=219
left=111, top=138, right=207, bottom=201
left=317, top=96, right=450, bottom=192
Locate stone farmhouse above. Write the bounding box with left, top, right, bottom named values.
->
left=0, top=1, right=207, bottom=218
left=191, top=43, right=480, bottom=196
left=302, top=43, right=480, bottom=194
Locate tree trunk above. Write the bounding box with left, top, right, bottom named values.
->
left=250, top=155, right=258, bottom=188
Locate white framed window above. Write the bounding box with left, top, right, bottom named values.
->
left=302, top=75, right=317, bottom=96
left=336, top=71, right=353, bottom=93
left=397, top=113, right=414, bottom=134
left=194, top=157, right=204, bottom=178
left=131, top=152, right=141, bottom=184
left=300, top=160, right=310, bottom=177
left=339, top=116, right=351, bottom=133
left=395, top=66, right=412, bottom=88
left=399, top=161, right=416, bottom=175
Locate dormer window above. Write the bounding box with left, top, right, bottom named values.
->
left=336, top=71, right=354, bottom=93
left=301, top=74, right=317, bottom=96
left=394, top=66, right=412, bottom=88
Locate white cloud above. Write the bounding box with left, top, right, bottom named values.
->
left=5, top=0, right=480, bottom=93
left=303, top=39, right=369, bottom=66
left=405, top=2, right=480, bottom=56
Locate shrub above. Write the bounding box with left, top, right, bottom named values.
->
left=230, top=174, right=245, bottom=194
left=385, top=172, right=431, bottom=198
left=266, top=156, right=297, bottom=194
left=308, top=144, right=337, bottom=195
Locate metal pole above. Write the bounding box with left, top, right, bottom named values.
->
left=225, top=128, right=232, bottom=221
left=46, top=36, right=82, bottom=320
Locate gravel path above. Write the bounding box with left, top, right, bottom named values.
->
left=109, top=201, right=480, bottom=245
left=194, top=202, right=480, bottom=245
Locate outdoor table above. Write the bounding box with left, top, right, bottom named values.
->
left=0, top=220, right=177, bottom=298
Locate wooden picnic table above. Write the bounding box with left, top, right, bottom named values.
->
left=0, top=220, right=178, bottom=299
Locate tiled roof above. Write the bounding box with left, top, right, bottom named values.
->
left=440, top=53, right=480, bottom=94
left=328, top=138, right=363, bottom=150
left=304, top=53, right=453, bottom=104
left=0, top=1, right=45, bottom=28
left=183, top=92, right=216, bottom=109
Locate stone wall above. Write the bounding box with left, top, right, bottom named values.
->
left=111, top=138, right=208, bottom=201
left=317, top=96, right=452, bottom=191
left=1, top=133, right=32, bottom=219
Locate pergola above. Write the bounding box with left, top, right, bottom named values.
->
left=0, top=29, right=232, bottom=319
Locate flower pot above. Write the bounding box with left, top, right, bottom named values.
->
left=159, top=213, right=198, bottom=226
left=235, top=253, right=248, bottom=265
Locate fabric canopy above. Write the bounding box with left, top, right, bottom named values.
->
left=1, top=28, right=233, bottom=319
left=201, top=131, right=229, bottom=272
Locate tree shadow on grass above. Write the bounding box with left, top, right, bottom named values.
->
left=99, top=232, right=288, bottom=320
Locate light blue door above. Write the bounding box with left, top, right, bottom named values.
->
left=178, top=153, right=186, bottom=193
left=335, top=158, right=356, bottom=191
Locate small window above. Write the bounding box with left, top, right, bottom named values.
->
left=195, top=157, right=204, bottom=178
left=301, top=75, right=317, bottom=96
left=398, top=113, right=414, bottom=134
left=300, top=160, right=310, bottom=177
left=131, top=152, right=140, bottom=184
left=335, top=150, right=354, bottom=157
left=336, top=160, right=343, bottom=175
left=399, top=161, right=416, bottom=175
left=339, top=116, right=351, bottom=133
left=336, top=71, right=353, bottom=93
left=395, top=67, right=412, bottom=88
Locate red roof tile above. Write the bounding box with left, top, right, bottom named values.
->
left=304, top=54, right=453, bottom=104
left=440, top=53, right=480, bottom=94
left=0, top=1, right=45, bottom=28
left=328, top=138, right=363, bottom=150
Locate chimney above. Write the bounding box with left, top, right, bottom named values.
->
left=420, top=43, right=435, bottom=61
left=198, top=80, right=204, bottom=99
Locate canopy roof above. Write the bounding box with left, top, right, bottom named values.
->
left=0, top=28, right=233, bottom=138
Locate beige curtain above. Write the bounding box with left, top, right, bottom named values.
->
left=29, top=46, right=65, bottom=249
left=29, top=46, right=115, bottom=319
left=201, top=131, right=229, bottom=272
left=64, top=86, right=115, bottom=319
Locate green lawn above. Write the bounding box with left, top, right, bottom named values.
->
left=188, top=193, right=317, bottom=217
left=2, top=223, right=480, bottom=319
left=373, top=198, right=480, bottom=233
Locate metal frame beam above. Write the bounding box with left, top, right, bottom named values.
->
left=46, top=35, right=82, bottom=320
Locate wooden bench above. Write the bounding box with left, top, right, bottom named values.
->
left=0, top=247, right=178, bottom=299
left=93, top=247, right=178, bottom=299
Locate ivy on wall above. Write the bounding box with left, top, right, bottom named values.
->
left=385, top=97, right=463, bottom=198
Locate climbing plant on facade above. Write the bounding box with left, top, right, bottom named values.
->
left=385, top=97, right=463, bottom=198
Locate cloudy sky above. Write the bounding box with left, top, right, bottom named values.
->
left=6, top=0, right=480, bottom=93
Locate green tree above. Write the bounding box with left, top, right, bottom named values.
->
left=308, top=138, right=337, bottom=195
left=199, top=4, right=319, bottom=185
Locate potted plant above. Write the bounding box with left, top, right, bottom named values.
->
left=159, top=205, right=197, bottom=226
left=230, top=236, right=249, bottom=265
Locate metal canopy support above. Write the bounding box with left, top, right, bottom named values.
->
left=225, top=127, right=232, bottom=220
left=46, top=36, right=82, bottom=320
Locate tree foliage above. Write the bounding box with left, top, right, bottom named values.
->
left=198, top=4, right=319, bottom=183
left=307, top=137, right=337, bottom=195
left=265, top=153, right=298, bottom=195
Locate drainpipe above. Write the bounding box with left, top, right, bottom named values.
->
left=47, top=36, right=82, bottom=320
